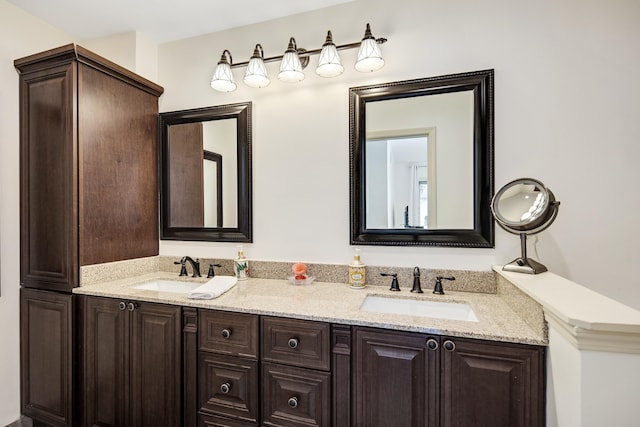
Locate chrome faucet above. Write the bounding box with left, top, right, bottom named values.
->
left=174, top=256, right=201, bottom=277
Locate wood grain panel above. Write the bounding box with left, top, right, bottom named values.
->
left=168, top=122, right=205, bottom=227
left=78, top=63, right=159, bottom=265
left=19, top=63, right=78, bottom=292
left=353, top=327, right=439, bottom=427
left=20, top=289, right=73, bottom=426
left=441, top=337, right=545, bottom=427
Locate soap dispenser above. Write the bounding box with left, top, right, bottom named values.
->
left=348, top=248, right=366, bottom=289
left=234, top=245, right=249, bottom=281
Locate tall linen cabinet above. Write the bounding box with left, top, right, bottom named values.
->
left=15, top=44, right=163, bottom=426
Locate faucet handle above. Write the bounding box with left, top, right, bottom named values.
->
left=433, top=276, right=455, bottom=295
left=174, top=260, right=188, bottom=276
left=207, top=263, right=222, bottom=278
left=381, top=273, right=400, bottom=291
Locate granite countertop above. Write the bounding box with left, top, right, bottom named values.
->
left=73, top=271, right=546, bottom=346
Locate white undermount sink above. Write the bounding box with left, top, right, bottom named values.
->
left=360, top=295, right=479, bottom=322
left=132, top=280, right=203, bottom=293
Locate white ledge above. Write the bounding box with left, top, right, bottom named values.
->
left=494, top=266, right=640, bottom=354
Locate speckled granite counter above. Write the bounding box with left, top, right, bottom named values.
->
left=73, top=271, right=547, bottom=346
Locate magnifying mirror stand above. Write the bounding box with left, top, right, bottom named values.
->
left=503, top=233, right=548, bottom=274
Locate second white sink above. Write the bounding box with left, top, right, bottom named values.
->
left=132, top=280, right=203, bottom=293
left=360, top=295, right=479, bottom=322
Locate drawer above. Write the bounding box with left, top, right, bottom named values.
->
left=261, top=317, right=330, bottom=371
left=200, top=310, right=258, bottom=358
left=198, top=353, right=259, bottom=424
left=262, top=362, right=330, bottom=427
left=198, top=411, right=257, bottom=427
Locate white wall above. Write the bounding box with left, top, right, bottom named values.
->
left=1, top=0, right=639, bottom=422
left=158, top=0, right=640, bottom=310
left=0, top=2, right=74, bottom=424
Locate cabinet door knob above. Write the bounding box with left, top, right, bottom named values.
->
left=118, top=301, right=127, bottom=311
left=127, top=302, right=136, bottom=312
left=287, top=397, right=298, bottom=408
left=221, top=328, right=232, bottom=339
left=288, top=338, right=299, bottom=349
left=426, top=338, right=439, bottom=350
left=443, top=340, right=456, bottom=351
left=220, top=382, right=231, bottom=394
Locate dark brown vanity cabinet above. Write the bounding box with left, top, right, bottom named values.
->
left=15, top=45, right=164, bottom=426
left=15, top=44, right=163, bottom=292
left=261, top=316, right=332, bottom=427
left=353, top=326, right=545, bottom=427
left=198, top=310, right=260, bottom=426
left=20, top=288, right=74, bottom=427
left=79, top=295, right=182, bottom=427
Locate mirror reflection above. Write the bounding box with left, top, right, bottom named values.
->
left=168, top=119, right=237, bottom=228
left=159, top=102, right=252, bottom=242
left=350, top=70, right=494, bottom=247
left=365, top=91, right=474, bottom=230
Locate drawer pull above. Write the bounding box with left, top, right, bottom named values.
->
left=288, top=338, right=299, bottom=349
left=220, top=382, right=231, bottom=394
left=287, top=397, right=298, bottom=408
left=221, top=328, right=232, bottom=339
left=127, top=302, right=136, bottom=312
left=118, top=301, right=127, bottom=311
left=426, top=338, right=439, bottom=350
left=443, top=340, right=456, bottom=352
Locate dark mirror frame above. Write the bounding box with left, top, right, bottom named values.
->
left=159, top=101, right=252, bottom=242
left=349, top=70, right=494, bottom=247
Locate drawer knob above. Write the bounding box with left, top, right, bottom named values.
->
left=221, top=328, right=232, bottom=339
left=426, top=338, right=439, bottom=350
left=443, top=340, right=456, bottom=352
left=288, top=397, right=298, bottom=408
left=220, top=382, right=231, bottom=394
left=118, top=301, right=127, bottom=311
left=288, top=338, right=299, bottom=349
left=127, top=302, right=136, bottom=312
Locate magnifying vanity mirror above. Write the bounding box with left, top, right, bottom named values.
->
left=350, top=70, right=494, bottom=247
left=159, top=102, right=252, bottom=242
left=491, top=178, right=560, bottom=274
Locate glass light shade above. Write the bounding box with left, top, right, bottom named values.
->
left=210, top=51, right=237, bottom=92
left=355, top=24, right=385, bottom=73
left=243, top=45, right=270, bottom=88
left=278, top=38, right=305, bottom=83
left=316, top=31, right=344, bottom=78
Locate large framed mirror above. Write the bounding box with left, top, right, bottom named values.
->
left=159, top=102, right=252, bottom=242
left=349, top=70, right=494, bottom=247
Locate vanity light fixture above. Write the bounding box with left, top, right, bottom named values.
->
left=355, top=23, right=385, bottom=72
left=316, top=30, right=344, bottom=77
left=278, top=37, right=305, bottom=83
left=243, top=44, right=270, bottom=88
left=210, top=23, right=387, bottom=92
left=210, top=50, right=237, bottom=92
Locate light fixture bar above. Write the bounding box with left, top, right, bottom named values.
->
left=229, top=37, right=387, bottom=69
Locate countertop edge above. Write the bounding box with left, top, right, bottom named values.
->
left=74, top=273, right=547, bottom=346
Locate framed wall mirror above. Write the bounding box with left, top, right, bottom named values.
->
left=159, top=102, right=252, bottom=242
left=349, top=70, right=494, bottom=247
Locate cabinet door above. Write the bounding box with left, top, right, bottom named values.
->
left=82, top=296, right=128, bottom=427
left=441, top=337, right=545, bottom=427
left=19, top=62, right=78, bottom=292
left=353, top=327, right=439, bottom=427
left=20, top=289, right=73, bottom=426
left=130, top=301, right=182, bottom=427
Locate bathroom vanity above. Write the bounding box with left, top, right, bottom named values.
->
left=72, top=264, right=546, bottom=427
